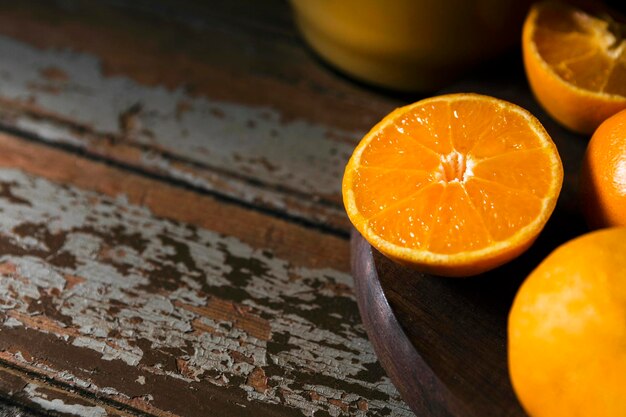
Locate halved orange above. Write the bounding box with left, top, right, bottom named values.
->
left=342, top=94, right=563, bottom=277
left=523, top=1, right=626, bottom=134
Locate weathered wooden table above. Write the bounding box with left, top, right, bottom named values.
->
left=0, top=1, right=420, bottom=416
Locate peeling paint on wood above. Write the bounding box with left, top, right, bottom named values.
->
left=0, top=133, right=348, bottom=272
left=0, top=1, right=395, bottom=132
left=0, top=2, right=418, bottom=415
left=0, top=133, right=413, bottom=416
left=24, top=384, right=107, bottom=417
left=0, top=31, right=357, bottom=231
left=0, top=364, right=128, bottom=417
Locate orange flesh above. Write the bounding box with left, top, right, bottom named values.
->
left=533, top=3, right=626, bottom=95
left=351, top=98, right=554, bottom=255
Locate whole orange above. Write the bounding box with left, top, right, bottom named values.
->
left=580, top=108, right=626, bottom=229
left=509, top=227, right=626, bottom=417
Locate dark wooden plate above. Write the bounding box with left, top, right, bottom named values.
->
left=351, top=209, right=587, bottom=416
left=352, top=232, right=526, bottom=416
left=350, top=52, right=590, bottom=417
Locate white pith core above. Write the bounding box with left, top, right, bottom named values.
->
left=439, top=151, right=475, bottom=183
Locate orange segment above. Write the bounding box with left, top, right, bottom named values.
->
left=428, top=182, right=491, bottom=254
left=532, top=2, right=626, bottom=91
left=342, top=93, right=563, bottom=277
left=533, top=31, right=596, bottom=64
left=359, top=125, right=440, bottom=171
left=353, top=167, right=433, bottom=218
left=448, top=99, right=495, bottom=153
left=472, top=148, right=555, bottom=197
left=465, top=178, right=543, bottom=241
left=603, top=50, right=626, bottom=96
left=468, top=106, right=544, bottom=159
left=368, top=183, right=443, bottom=250
left=523, top=1, right=626, bottom=134
left=393, top=100, right=454, bottom=155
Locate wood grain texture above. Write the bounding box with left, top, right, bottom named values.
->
left=0, top=364, right=129, bottom=417
left=0, top=132, right=413, bottom=417
left=0, top=1, right=590, bottom=416
left=353, top=233, right=523, bottom=417
left=351, top=234, right=467, bottom=417
left=0, top=0, right=405, bottom=233
left=0, top=1, right=418, bottom=415
left=352, top=209, right=589, bottom=417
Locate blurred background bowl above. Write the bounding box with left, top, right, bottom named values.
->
left=290, top=0, right=531, bottom=92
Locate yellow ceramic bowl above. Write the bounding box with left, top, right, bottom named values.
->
left=291, top=0, right=530, bottom=91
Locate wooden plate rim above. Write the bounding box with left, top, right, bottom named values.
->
left=351, top=230, right=472, bottom=417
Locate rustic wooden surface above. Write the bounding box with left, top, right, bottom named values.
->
left=350, top=55, right=591, bottom=417
left=0, top=0, right=406, bottom=235
left=0, top=1, right=417, bottom=416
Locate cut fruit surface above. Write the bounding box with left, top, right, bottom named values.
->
left=523, top=1, right=626, bottom=134
left=342, top=94, right=563, bottom=277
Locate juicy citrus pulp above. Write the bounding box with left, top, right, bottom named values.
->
left=509, top=227, right=626, bottom=417
left=342, top=94, right=563, bottom=277
left=523, top=1, right=626, bottom=134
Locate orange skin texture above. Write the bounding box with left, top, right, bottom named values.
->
left=384, top=234, right=537, bottom=277
left=580, top=109, right=626, bottom=229
left=509, top=227, right=626, bottom=417
left=522, top=3, right=626, bottom=135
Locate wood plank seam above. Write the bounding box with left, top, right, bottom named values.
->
left=0, top=2, right=417, bottom=416
left=0, top=11, right=375, bottom=234
left=0, top=359, right=142, bottom=417
left=0, top=121, right=350, bottom=240
left=0, top=98, right=344, bottom=212
left=0, top=109, right=350, bottom=234
left=0, top=131, right=412, bottom=416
